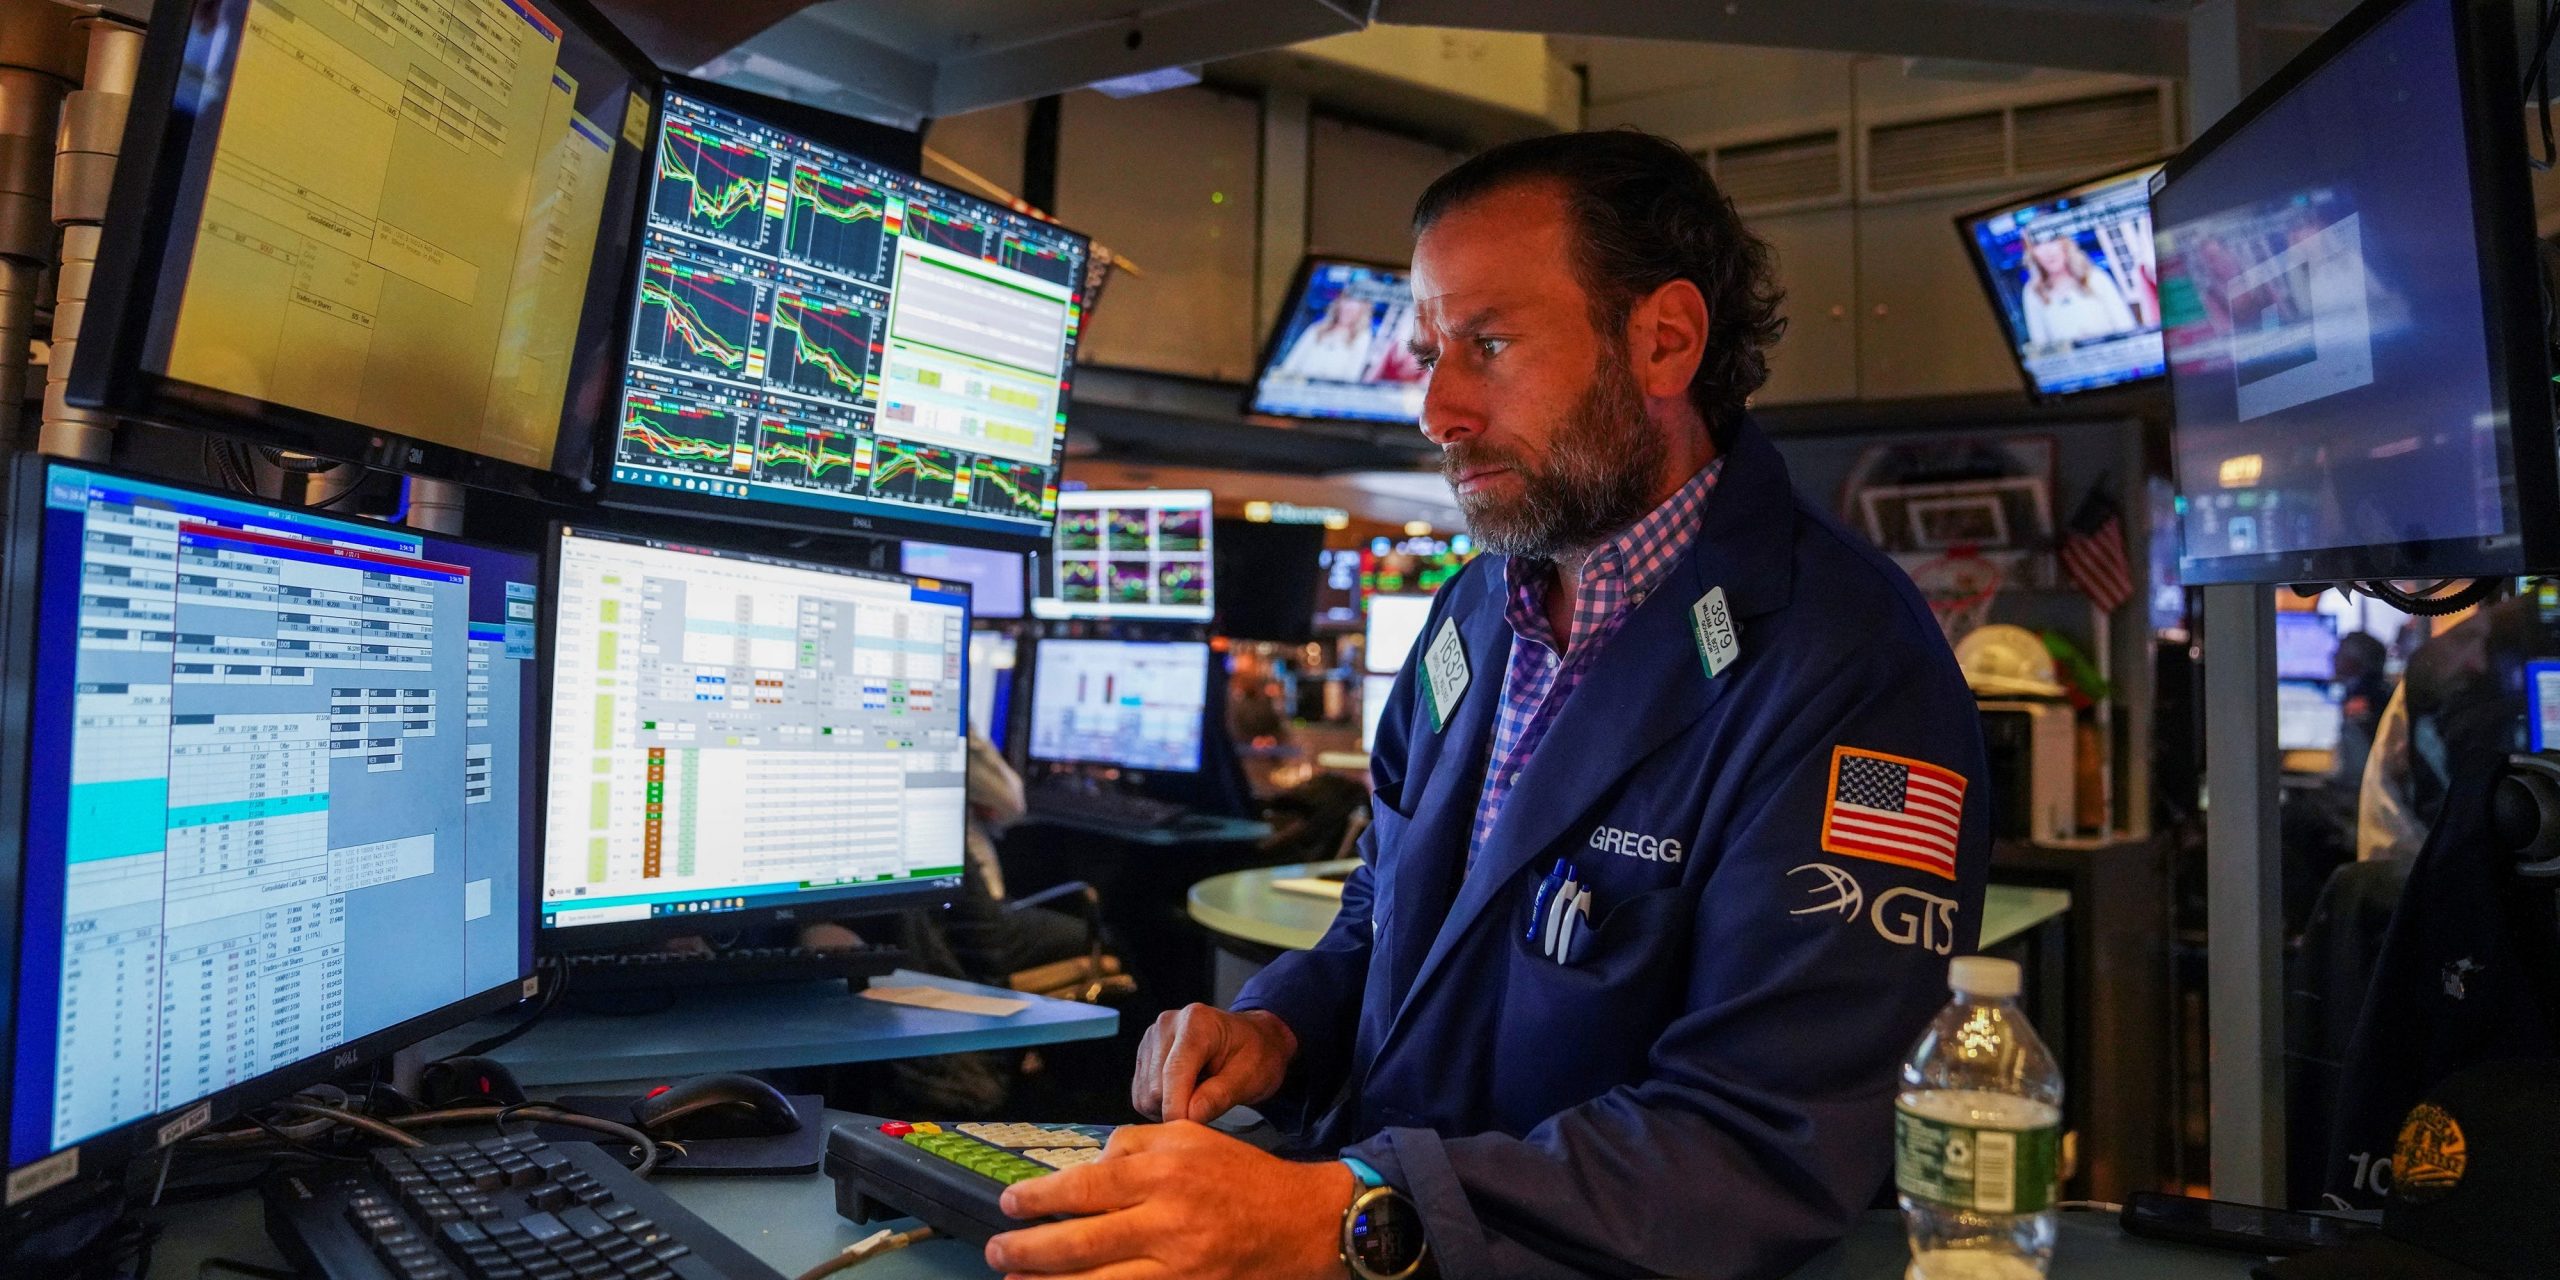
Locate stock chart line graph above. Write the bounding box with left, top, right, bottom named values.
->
left=968, top=459, right=1048, bottom=519
left=783, top=165, right=892, bottom=283
left=636, top=254, right=761, bottom=378
left=905, top=199, right=991, bottom=257
left=997, top=234, right=1079, bottom=289
left=869, top=440, right=963, bottom=504
left=653, top=120, right=777, bottom=251
left=767, top=289, right=881, bottom=404
left=622, top=396, right=743, bottom=474
left=754, top=419, right=857, bottom=487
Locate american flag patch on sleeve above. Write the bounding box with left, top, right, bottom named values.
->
left=1820, top=746, right=1966, bottom=880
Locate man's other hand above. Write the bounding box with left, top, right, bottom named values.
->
left=984, top=1122, right=1357, bottom=1280
left=1130, top=1005, right=1296, bottom=1124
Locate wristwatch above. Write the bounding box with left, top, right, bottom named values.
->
left=1339, top=1157, right=1428, bottom=1280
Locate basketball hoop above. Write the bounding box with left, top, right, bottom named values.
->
left=1907, top=552, right=2006, bottom=647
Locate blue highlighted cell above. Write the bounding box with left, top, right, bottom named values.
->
left=66, top=778, right=170, bottom=862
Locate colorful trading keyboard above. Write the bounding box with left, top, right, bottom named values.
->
left=826, top=1116, right=1118, bottom=1242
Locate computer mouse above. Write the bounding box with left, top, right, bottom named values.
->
left=629, top=1072, right=801, bottom=1140
left=420, top=1055, right=528, bottom=1107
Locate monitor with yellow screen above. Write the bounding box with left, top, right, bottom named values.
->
left=73, top=0, right=657, bottom=494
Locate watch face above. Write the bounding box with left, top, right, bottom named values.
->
left=1349, top=1190, right=1427, bottom=1275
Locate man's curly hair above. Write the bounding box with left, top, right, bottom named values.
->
left=1414, top=129, right=1788, bottom=447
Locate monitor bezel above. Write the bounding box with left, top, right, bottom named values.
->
left=535, top=520, right=966, bottom=953
left=2154, top=0, right=2559, bottom=586
left=68, top=0, right=663, bottom=502
left=1021, top=636, right=1215, bottom=775
left=592, top=76, right=1088, bottom=554
left=1245, top=253, right=1423, bottom=425
left=0, top=454, right=541, bottom=1205
left=1953, top=157, right=2171, bottom=402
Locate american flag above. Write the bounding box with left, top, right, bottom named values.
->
left=1821, top=747, right=1966, bottom=880
left=2059, top=486, right=2134, bottom=613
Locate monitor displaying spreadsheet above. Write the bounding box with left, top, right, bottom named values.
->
left=1026, top=639, right=1211, bottom=773
left=71, top=0, right=657, bottom=491
left=540, top=526, right=967, bottom=943
left=4, top=460, right=537, bottom=1185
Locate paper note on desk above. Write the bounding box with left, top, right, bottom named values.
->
left=861, top=984, right=1030, bottom=1017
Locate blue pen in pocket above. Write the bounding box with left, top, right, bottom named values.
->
left=1527, top=859, right=1570, bottom=953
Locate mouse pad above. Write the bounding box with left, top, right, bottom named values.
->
left=542, top=1093, right=826, bottom=1176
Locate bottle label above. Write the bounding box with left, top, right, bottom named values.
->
left=1894, top=1106, right=2059, bottom=1214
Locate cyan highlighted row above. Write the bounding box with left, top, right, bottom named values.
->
left=64, top=781, right=332, bottom=862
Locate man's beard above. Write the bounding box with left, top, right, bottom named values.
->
left=1443, top=354, right=1664, bottom=561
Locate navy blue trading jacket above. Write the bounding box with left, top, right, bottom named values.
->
left=1232, top=418, right=1992, bottom=1279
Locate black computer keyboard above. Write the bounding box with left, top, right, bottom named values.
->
left=1024, top=785, right=1187, bottom=831
left=265, top=1134, right=781, bottom=1280
left=559, top=944, right=905, bottom=995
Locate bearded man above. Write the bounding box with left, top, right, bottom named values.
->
left=982, top=130, right=1991, bottom=1280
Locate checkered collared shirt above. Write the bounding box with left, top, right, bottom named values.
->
left=1469, top=459, right=1724, bottom=863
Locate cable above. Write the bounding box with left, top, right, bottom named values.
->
left=451, top=956, right=566, bottom=1059
left=2530, top=0, right=2560, bottom=169
left=2350, top=577, right=2500, bottom=617
left=272, top=1102, right=424, bottom=1150
left=389, top=1104, right=664, bottom=1178
left=793, top=1226, right=937, bottom=1280
left=244, top=1111, right=368, bottom=1165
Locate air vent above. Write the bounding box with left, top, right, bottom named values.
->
left=1709, top=131, right=1843, bottom=208
left=2013, top=90, right=2165, bottom=175
left=1868, top=110, right=2006, bottom=194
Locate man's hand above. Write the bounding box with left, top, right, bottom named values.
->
left=1131, top=1004, right=1296, bottom=1123
left=983, top=1122, right=1357, bottom=1280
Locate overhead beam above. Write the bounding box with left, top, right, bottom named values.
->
left=929, top=0, right=1368, bottom=118
left=1374, top=0, right=2187, bottom=80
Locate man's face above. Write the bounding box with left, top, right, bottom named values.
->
left=1408, top=182, right=1664, bottom=560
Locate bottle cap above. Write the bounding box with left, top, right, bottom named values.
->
left=1949, top=955, right=2021, bottom=998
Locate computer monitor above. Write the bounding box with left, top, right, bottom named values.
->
left=540, top=525, right=967, bottom=947
left=1316, top=549, right=1364, bottom=630
left=2, top=459, right=538, bottom=1200
left=1360, top=675, right=1396, bottom=753
left=2275, top=611, right=2341, bottom=681
left=902, top=540, right=1027, bottom=619
left=1248, top=257, right=1426, bottom=424
left=1364, top=595, right=1433, bottom=675
left=2529, top=658, right=2560, bottom=753
left=1958, top=161, right=2166, bottom=398
left=1212, top=517, right=1323, bottom=645
left=2156, top=0, right=2558, bottom=584
left=1362, top=536, right=1474, bottom=596
left=1025, top=639, right=1211, bottom=773
left=603, top=81, right=1091, bottom=548
left=2276, top=678, right=2345, bottom=753
left=71, top=0, right=656, bottom=493
left=1033, top=490, right=1216, bottom=621
left=967, top=630, right=1018, bottom=750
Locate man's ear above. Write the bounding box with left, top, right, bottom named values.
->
left=1628, top=278, right=1710, bottom=402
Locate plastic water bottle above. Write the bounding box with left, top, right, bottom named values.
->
left=1895, top=956, right=2063, bottom=1280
